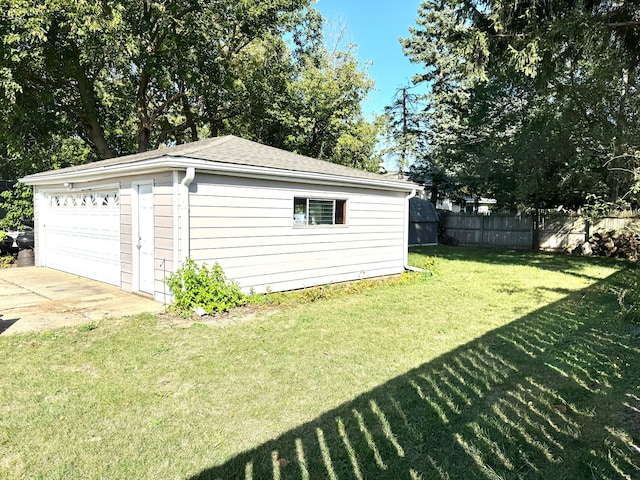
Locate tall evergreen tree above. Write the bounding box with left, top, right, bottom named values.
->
left=402, top=0, right=640, bottom=210
left=383, top=85, right=425, bottom=175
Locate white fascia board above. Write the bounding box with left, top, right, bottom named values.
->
left=20, top=160, right=176, bottom=185
left=197, top=159, right=420, bottom=192
left=21, top=157, right=420, bottom=193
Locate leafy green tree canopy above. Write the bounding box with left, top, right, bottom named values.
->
left=0, top=0, right=380, bottom=179
left=401, top=0, right=640, bottom=211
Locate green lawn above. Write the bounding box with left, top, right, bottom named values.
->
left=1, top=247, right=639, bottom=479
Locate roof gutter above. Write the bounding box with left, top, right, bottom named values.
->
left=21, top=158, right=418, bottom=193
left=180, top=167, right=195, bottom=265
left=404, top=189, right=424, bottom=273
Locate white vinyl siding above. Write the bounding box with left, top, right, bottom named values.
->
left=189, top=174, right=406, bottom=293
left=121, top=173, right=174, bottom=301
left=85, top=173, right=174, bottom=302
left=153, top=179, right=174, bottom=300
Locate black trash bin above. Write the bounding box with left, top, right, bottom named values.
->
left=16, top=231, right=34, bottom=250
left=0, top=235, right=14, bottom=255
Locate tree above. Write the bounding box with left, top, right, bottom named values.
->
left=0, top=182, right=32, bottom=230
left=1, top=1, right=380, bottom=178
left=0, top=0, right=311, bottom=167
left=383, top=85, right=426, bottom=174
left=331, top=117, right=383, bottom=172
left=279, top=43, right=380, bottom=170
left=401, top=0, right=640, bottom=211
left=194, top=9, right=381, bottom=171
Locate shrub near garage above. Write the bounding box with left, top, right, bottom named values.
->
left=167, top=258, right=246, bottom=316
left=0, top=231, right=14, bottom=267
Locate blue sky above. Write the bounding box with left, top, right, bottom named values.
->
left=314, top=0, right=427, bottom=118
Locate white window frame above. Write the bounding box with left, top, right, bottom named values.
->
left=293, top=197, right=347, bottom=226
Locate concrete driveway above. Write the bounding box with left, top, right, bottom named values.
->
left=0, top=267, right=164, bottom=335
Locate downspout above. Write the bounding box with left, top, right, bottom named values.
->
left=404, top=188, right=424, bottom=272
left=172, top=171, right=180, bottom=270
left=180, top=167, right=195, bottom=265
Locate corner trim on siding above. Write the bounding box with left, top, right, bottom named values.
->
left=404, top=189, right=424, bottom=273
left=34, top=188, right=44, bottom=267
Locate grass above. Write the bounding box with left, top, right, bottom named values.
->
left=0, top=255, right=15, bottom=268
left=1, top=246, right=639, bottom=479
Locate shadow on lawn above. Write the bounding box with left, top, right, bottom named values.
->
left=414, top=245, right=625, bottom=280
left=191, top=268, right=640, bottom=480
left=0, top=315, right=18, bottom=334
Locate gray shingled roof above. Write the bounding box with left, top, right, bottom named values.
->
left=409, top=197, right=439, bottom=223
left=22, top=135, right=415, bottom=189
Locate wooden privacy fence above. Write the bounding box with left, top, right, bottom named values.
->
left=440, top=213, right=638, bottom=250
left=442, top=213, right=533, bottom=249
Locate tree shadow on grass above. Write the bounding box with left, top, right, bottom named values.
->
left=190, top=269, right=640, bottom=480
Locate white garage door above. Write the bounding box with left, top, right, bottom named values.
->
left=42, top=190, right=121, bottom=286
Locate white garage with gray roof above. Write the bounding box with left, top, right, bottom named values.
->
left=22, top=135, right=418, bottom=301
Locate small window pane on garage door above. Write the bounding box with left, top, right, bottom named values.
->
left=42, top=191, right=121, bottom=286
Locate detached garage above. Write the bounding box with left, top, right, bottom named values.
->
left=22, top=136, right=419, bottom=302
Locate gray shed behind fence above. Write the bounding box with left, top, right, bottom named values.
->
left=409, top=197, right=439, bottom=246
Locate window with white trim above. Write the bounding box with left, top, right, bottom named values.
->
left=293, top=198, right=346, bottom=225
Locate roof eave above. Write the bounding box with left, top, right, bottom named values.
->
left=21, top=157, right=420, bottom=193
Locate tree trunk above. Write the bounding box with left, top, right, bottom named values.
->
left=610, top=68, right=629, bottom=201
left=429, top=183, right=439, bottom=206
left=531, top=207, right=541, bottom=250
left=400, top=87, right=408, bottom=173
left=75, top=67, right=116, bottom=160
left=137, top=73, right=152, bottom=152
left=181, top=94, right=199, bottom=142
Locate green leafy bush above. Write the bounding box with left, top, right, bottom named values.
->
left=0, top=182, right=33, bottom=230
left=167, top=258, right=246, bottom=316
left=0, top=232, right=12, bottom=268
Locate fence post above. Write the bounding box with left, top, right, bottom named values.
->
left=584, top=219, right=590, bottom=243
left=531, top=210, right=539, bottom=251
left=480, top=214, right=485, bottom=246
